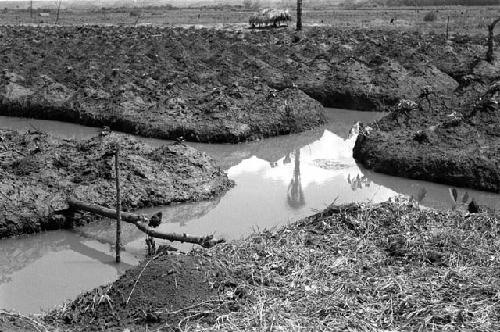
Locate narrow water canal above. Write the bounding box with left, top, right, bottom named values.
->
left=1, top=109, right=500, bottom=314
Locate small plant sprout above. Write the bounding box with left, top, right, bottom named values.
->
left=448, top=187, right=475, bottom=211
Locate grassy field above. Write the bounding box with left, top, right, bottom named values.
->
left=0, top=5, right=499, bottom=35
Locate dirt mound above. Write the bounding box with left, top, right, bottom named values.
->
left=262, top=29, right=488, bottom=110
left=45, top=253, right=221, bottom=331
left=353, top=79, right=500, bottom=192
left=0, top=129, right=233, bottom=238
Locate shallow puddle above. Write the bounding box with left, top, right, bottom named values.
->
left=1, top=109, right=500, bottom=314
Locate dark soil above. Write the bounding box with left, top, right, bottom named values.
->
left=44, top=252, right=222, bottom=331
left=1, top=27, right=495, bottom=142
left=0, top=26, right=329, bottom=143
left=353, top=78, right=500, bottom=193
left=44, top=201, right=500, bottom=331
left=0, top=129, right=233, bottom=238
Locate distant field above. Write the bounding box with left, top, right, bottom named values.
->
left=0, top=5, right=499, bottom=35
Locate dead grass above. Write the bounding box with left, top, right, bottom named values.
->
left=182, top=202, right=500, bottom=331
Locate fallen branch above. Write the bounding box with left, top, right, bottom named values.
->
left=67, top=198, right=224, bottom=248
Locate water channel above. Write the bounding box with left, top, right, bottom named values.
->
left=1, top=109, right=500, bottom=314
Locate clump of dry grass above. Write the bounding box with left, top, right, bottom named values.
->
left=185, top=202, right=500, bottom=331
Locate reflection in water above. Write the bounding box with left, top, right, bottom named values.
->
left=364, top=169, right=500, bottom=211
left=121, top=126, right=398, bottom=252
left=287, top=149, right=305, bottom=209
left=347, top=173, right=372, bottom=191
left=50, top=110, right=394, bottom=256
left=74, top=198, right=223, bottom=256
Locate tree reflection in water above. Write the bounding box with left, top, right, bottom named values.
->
left=287, top=149, right=305, bottom=209
left=347, top=173, right=372, bottom=191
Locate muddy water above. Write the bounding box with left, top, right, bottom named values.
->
left=2, top=110, right=500, bottom=314
left=0, top=231, right=139, bottom=314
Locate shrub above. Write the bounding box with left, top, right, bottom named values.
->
left=129, top=9, right=141, bottom=17
left=423, top=11, right=438, bottom=22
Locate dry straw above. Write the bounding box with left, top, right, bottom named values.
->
left=184, top=202, right=500, bottom=331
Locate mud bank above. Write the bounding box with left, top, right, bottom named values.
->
left=354, top=79, right=500, bottom=193
left=1, top=27, right=495, bottom=141
left=34, top=201, right=500, bottom=331
left=0, top=129, right=232, bottom=238
left=0, top=27, right=329, bottom=143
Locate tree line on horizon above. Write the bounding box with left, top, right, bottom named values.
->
left=373, top=0, right=499, bottom=6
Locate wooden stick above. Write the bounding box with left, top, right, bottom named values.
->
left=115, top=147, right=121, bottom=263
left=296, top=0, right=302, bottom=31
left=67, top=198, right=224, bottom=248
left=487, top=17, right=500, bottom=63
left=446, top=16, right=449, bottom=40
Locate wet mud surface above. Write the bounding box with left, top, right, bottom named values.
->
left=1, top=26, right=495, bottom=142
left=354, top=79, right=500, bottom=193
left=0, top=26, right=328, bottom=143
left=0, top=129, right=232, bottom=238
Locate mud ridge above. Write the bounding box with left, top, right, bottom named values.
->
left=354, top=78, right=500, bottom=193
left=2, top=26, right=495, bottom=141
left=0, top=129, right=233, bottom=238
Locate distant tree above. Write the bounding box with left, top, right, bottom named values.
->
left=487, top=17, right=500, bottom=63
left=374, top=0, right=499, bottom=5
left=54, top=0, right=62, bottom=24
left=296, top=0, right=302, bottom=31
